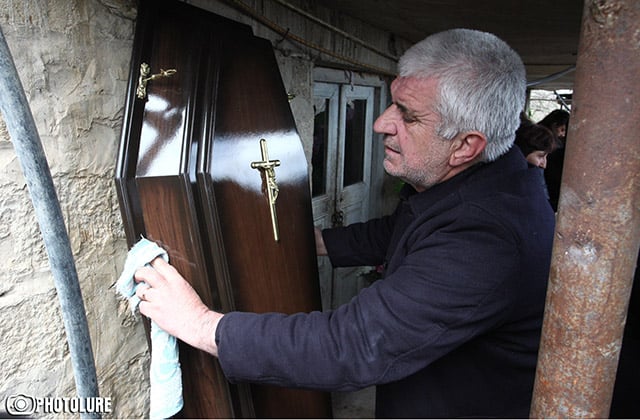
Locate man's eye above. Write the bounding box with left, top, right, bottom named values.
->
left=402, top=114, right=418, bottom=123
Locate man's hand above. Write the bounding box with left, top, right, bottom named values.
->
left=315, top=227, right=327, bottom=256
left=134, top=258, right=222, bottom=356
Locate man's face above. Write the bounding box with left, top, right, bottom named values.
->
left=373, top=76, right=455, bottom=192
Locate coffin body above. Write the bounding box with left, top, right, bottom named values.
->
left=115, top=0, right=331, bottom=417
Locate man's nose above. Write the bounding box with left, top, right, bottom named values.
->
left=373, top=106, right=395, bottom=135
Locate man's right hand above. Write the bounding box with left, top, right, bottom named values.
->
left=134, top=258, right=223, bottom=357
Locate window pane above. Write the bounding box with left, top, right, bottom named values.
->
left=343, top=99, right=366, bottom=187
left=312, top=98, right=329, bottom=196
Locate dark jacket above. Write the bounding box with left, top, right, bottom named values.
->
left=216, top=147, right=555, bottom=418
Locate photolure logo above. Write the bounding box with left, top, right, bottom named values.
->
left=4, top=394, right=112, bottom=416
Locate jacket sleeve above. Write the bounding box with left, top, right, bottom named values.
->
left=215, top=203, right=524, bottom=391
left=322, top=209, right=398, bottom=267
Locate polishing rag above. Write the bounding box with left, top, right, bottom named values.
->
left=115, top=238, right=183, bottom=419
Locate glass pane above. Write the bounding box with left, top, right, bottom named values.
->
left=312, top=98, right=329, bottom=197
left=343, top=99, right=366, bottom=187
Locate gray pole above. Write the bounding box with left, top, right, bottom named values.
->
left=0, top=27, right=100, bottom=418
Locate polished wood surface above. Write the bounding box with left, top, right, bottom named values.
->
left=197, top=28, right=330, bottom=419
left=115, top=0, right=331, bottom=417
left=116, top=2, right=236, bottom=417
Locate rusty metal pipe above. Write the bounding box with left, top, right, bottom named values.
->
left=530, top=0, right=640, bottom=417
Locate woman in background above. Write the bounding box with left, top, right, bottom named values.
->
left=514, top=116, right=556, bottom=169
left=514, top=115, right=556, bottom=206
left=538, top=109, right=570, bottom=211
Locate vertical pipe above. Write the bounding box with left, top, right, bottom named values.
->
left=0, top=28, right=100, bottom=418
left=530, top=0, right=640, bottom=417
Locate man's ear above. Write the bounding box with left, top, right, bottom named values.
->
left=449, top=131, right=487, bottom=167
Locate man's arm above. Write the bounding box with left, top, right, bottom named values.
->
left=135, top=258, right=222, bottom=356
left=133, top=210, right=530, bottom=392
left=133, top=214, right=394, bottom=355
left=215, top=215, right=525, bottom=390
left=321, top=213, right=397, bottom=267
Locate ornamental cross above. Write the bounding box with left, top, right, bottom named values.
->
left=251, top=138, right=281, bottom=242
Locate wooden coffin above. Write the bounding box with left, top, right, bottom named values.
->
left=114, top=0, right=331, bottom=417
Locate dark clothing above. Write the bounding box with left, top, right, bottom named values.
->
left=544, top=144, right=565, bottom=211
left=216, top=147, right=555, bottom=418
left=610, top=253, right=640, bottom=418
left=534, top=165, right=551, bottom=202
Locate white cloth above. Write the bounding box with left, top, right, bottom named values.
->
left=115, top=237, right=183, bottom=419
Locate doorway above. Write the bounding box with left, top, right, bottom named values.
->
left=311, top=78, right=380, bottom=310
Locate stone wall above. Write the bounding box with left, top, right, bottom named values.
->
left=0, top=0, right=148, bottom=417
left=0, top=0, right=402, bottom=417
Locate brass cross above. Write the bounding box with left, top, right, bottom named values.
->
left=251, top=138, right=281, bottom=242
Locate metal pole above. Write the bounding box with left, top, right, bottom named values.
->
left=530, top=0, right=640, bottom=417
left=0, top=27, right=100, bottom=418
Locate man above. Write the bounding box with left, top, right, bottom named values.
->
left=135, top=28, right=555, bottom=418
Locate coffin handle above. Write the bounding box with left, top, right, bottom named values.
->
left=136, top=62, right=177, bottom=99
